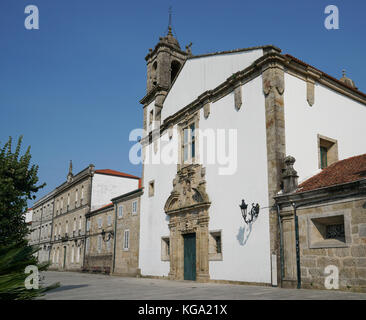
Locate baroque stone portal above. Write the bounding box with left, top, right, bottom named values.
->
left=164, top=164, right=211, bottom=281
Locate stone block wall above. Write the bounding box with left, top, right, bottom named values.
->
left=281, top=198, right=366, bottom=292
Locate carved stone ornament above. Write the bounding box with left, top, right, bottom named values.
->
left=203, top=103, right=210, bottom=119
left=234, top=86, right=242, bottom=110
left=263, top=68, right=285, bottom=96
left=164, top=164, right=210, bottom=215
left=307, top=79, right=315, bottom=106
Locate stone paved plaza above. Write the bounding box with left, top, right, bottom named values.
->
left=39, top=271, right=366, bottom=300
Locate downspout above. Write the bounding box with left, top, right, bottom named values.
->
left=292, top=202, right=301, bottom=289
left=82, top=173, right=93, bottom=271
left=276, top=204, right=285, bottom=283
left=112, top=202, right=118, bottom=274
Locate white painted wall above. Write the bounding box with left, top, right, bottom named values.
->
left=91, top=174, right=139, bottom=211
left=139, top=76, right=272, bottom=284
left=200, top=76, right=271, bottom=283
left=139, top=130, right=178, bottom=277
left=284, top=73, right=366, bottom=182
left=162, top=49, right=263, bottom=122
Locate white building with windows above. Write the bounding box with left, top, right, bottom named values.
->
left=138, top=27, right=366, bottom=285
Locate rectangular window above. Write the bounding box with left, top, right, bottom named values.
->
left=308, top=213, right=349, bottom=248
left=149, top=181, right=155, bottom=197
left=76, top=247, right=80, bottom=263
left=209, top=231, right=223, bottom=260
left=123, top=230, right=130, bottom=250
left=132, top=201, right=138, bottom=215
left=318, top=135, right=338, bottom=169
left=107, top=215, right=112, bottom=226
left=118, top=205, right=123, bottom=218
left=75, top=189, right=78, bottom=203
left=86, top=238, right=90, bottom=253
left=320, top=146, right=328, bottom=169
left=71, top=246, right=74, bottom=263
left=98, top=217, right=102, bottom=229
left=79, top=217, right=82, bottom=231
left=107, top=239, right=111, bottom=252
left=161, top=237, right=170, bottom=261
left=149, top=110, right=154, bottom=127
left=98, top=235, right=102, bottom=253
left=86, top=220, right=91, bottom=232
left=182, top=123, right=196, bottom=164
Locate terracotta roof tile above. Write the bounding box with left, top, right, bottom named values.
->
left=95, top=169, right=140, bottom=180
left=297, top=154, right=366, bottom=192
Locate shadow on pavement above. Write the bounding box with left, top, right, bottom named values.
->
left=48, top=284, right=89, bottom=293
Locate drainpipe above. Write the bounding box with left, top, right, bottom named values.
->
left=292, top=202, right=301, bottom=289
left=276, top=204, right=285, bottom=283
left=112, top=202, right=118, bottom=273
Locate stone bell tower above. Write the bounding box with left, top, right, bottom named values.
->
left=141, top=18, right=192, bottom=134
left=145, top=26, right=190, bottom=93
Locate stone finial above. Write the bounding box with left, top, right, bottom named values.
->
left=282, top=156, right=299, bottom=194
left=340, top=69, right=357, bottom=89
left=68, top=160, right=73, bottom=176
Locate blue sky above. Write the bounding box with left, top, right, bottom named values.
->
left=0, top=0, right=365, bottom=204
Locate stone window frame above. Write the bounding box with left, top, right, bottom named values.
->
left=178, top=112, right=200, bottom=168
left=97, top=235, right=102, bottom=253
left=306, top=210, right=351, bottom=249
left=148, top=180, right=155, bottom=197
left=123, top=229, right=130, bottom=251
left=209, top=230, right=223, bottom=261
left=118, top=205, right=123, bottom=218
left=317, top=134, right=338, bottom=169
left=107, top=214, right=112, bottom=226
left=132, top=200, right=138, bottom=215
left=161, top=236, right=170, bottom=261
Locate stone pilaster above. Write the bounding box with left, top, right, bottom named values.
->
left=262, top=63, right=286, bottom=286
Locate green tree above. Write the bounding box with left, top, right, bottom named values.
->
left=0, top=241, right=59, bottom=300
left=0, top=136, right=45, bottom=246
left=0, top=136, right=59, bottom=299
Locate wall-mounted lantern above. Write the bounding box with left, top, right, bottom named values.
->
left=239, top=199, right=260, bottom=224
left=101, top=229, right=114, bottom=242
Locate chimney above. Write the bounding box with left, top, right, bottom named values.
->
left=282, top=156, right=299, bottom=194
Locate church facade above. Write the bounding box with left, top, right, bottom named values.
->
left=138, top=27, right=366, bottom=286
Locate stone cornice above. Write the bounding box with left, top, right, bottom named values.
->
left=140, top=86, right=169, bottom=106
left=140, top=51, right=366, bottom=146
left=53, top=204, right=89, bottom=220
left=54, top=166, right=94, bottom=197
left=145, top=43, right=188, bottom=62
left=274, top=179, right=366, bottom=209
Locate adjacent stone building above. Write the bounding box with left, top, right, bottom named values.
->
left=28, top=190, right=55, bottom=263
left=50, top=162, right=140, bottom=271
left=84, top=203, right=115, bottom=274
left=112, top=188, right=143, bottom=276
left=275, top=154, right=366, bottom=292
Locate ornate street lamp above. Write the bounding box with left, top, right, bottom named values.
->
left=101, top=229, right=114, bottom=242
left=239, top=199, right=260, bottom=224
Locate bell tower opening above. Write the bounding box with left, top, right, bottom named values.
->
left=170, top=60, right=181, bottom=84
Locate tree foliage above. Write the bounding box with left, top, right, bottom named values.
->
left=0, top=241, right=59, bottom=300
left=0, top=135, right=45, bottom=246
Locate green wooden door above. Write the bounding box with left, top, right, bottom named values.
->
left=63, top=246, right=67, bottom=269
left=184, top=233, right=196, bottom=281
